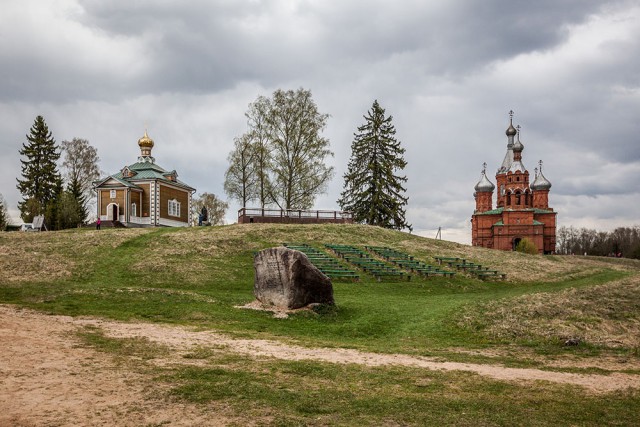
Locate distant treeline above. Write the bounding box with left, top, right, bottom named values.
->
left=556, top=226, right=640, bottom=259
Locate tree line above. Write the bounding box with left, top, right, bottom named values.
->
left=14, top=116, right=100, bottom=230
left=5, top=88, right=412, bottom=232
left=224, top=89, right=411, bottom=230
left=556, top=225, right=640, bottom=259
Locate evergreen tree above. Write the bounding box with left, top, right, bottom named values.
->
left=66, top=177, right=87, bottom=225
left=338, top=100, right=411, bottom=231
left=16, top=116, right=62, bottom=222
left=0, top=194, right=9, bottom=231
left=56, top=190, right=82, bottom=229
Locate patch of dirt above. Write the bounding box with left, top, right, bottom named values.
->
left=2, top=304, right=639, bottom=425
left=0, top=305, right=235, bottom=426
left=2, top=305, right=639, bottom=414
left=446, top=347, right=640, bottom=371
left=236, top=300, right=320, bottom=318
left=85, top=320, right=640, bottom=394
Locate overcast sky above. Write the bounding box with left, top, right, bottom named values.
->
left=1, top=0, right=639, bottom=243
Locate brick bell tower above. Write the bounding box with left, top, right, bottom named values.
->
left=471, top=111, right=557, bottom=253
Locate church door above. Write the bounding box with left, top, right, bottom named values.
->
left=107, top=203, right=119, bottom=221
left=513, top=237, right=522, bottom=251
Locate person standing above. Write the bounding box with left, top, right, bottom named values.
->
left=96, top=217, right=101, bottom=230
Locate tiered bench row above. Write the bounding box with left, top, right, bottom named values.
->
left=283, top=243, right=360, bottom=280
left=282, top=243, right=505, bottom=282
left=324, top=244, right=410, bottom=281
left=434, top=256, right=507, bottom=280
left=365, top=246, right=455, bottom=277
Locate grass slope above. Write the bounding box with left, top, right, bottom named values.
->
left=0, top=223, right=637, bottom=354
left=2, top=223, right=640, bottom=425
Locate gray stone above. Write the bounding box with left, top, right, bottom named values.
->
left=564, top=338, right=581, bottom=346
left=254, top=247, right=334, bottom=309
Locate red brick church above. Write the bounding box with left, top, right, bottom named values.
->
left=471, top=111, right=556, bottom=253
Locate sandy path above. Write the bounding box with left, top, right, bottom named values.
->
left=81, top=314, right=640, bottom=393
left=1, top=305, right=639, bottom=425
left=0, top=305, right=227, bottom=427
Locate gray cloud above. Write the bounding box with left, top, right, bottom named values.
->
left=1, top=0, right=638, bottom=241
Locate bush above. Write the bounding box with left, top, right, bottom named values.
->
left=515, top=237, right=539, bottom=255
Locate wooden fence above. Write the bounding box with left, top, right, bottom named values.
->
left=238, top=208, right=353, bottom=224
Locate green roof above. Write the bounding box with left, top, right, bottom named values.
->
left=477, top=207, right=555, bottom=215
left=532, top=208, right=554, bottom=214
left=96, top=157, right=195, bottom=192
left=493, top=219, right=545, bottom=227
left=477, top=207, right=504, bottom=215
left=95, top=175, right=141, bottom=189
left=128, top=161, right=168, bottom=173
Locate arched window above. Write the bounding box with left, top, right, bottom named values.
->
left=515, top=191, right=521, bottom=205
left=131, top=202, right=137, bottom=217
left=506, top=193, right=511, bottom=205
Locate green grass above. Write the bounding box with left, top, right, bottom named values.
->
left=77, top=329, right=640, bottom=426
left=163, top=361, right=639, bottom=426
left=0, top=224, right=637, bottom=355
left=2, top=223, right=640, bottom=425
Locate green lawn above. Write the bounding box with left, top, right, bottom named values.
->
left=2, top=224, right=639, bottom=425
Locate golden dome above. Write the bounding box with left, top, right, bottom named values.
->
left=138, top=130, right=154, bottom=148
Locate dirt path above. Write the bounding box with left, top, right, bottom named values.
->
left=1, top=305, right=639, bottom=425
left=0, top=305, right=227, bottom=427
left=80, top=313, right=640, bottom=393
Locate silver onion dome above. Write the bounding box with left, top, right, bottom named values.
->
left=474, top=166, right=495, bottom=192
left=513, top=125, right=524, bottom=152
left=531, top=161, right=552, bottom=190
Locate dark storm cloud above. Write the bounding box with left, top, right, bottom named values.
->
left=1, top=0, right=639, bottom=242
left=0, top=0, right=626, bottom=104
left=29, top=0, right=611, bottom=98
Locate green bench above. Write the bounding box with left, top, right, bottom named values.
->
left=475, top=271, right=507, bottom=280
left=434, top=256, right=465, bottom=266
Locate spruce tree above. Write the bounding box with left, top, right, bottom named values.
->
left=338, top=100, right=411, bottom=231
left=67, top=177, right=87, bottom=225
left=0, top=193, right=9, bottom=230
left=16, top=116, right=62, bottom=222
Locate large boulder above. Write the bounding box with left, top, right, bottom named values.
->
left=254, top=247, right=334, bottom=309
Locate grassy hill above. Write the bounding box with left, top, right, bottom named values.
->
left=1, top=223, right=639, bottom=425
left=1, top=223, right=638, bottom=353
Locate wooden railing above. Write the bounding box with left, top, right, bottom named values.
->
left=238, top=208, right=353, bottom=224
